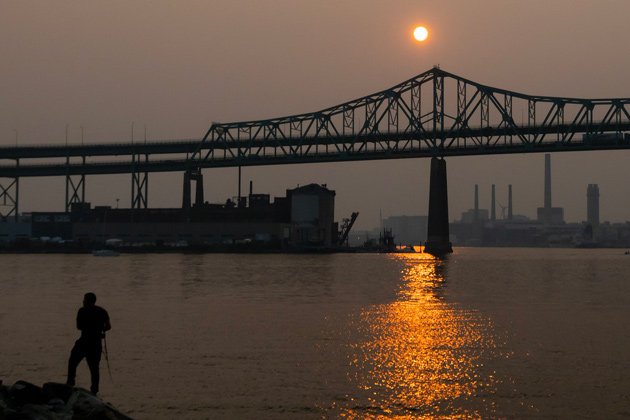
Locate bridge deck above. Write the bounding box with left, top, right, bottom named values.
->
left=1, top=129, right=628, bottom=177
left=2, top=67, right=630, bottom=177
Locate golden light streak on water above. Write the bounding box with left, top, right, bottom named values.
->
left=341, top=253, right=499, bottom=418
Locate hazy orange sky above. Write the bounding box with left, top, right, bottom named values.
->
left=2, top=1, right=630, bottom=228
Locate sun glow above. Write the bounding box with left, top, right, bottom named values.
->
left=413, top=26, right=429, bottom=42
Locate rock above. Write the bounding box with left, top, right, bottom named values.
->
left=15, top=403, right=63, bottom=420
left=0, top=383, right=10, bottom=406
left=1, top=407, right=19, bottom=420
left=68, top=389, right=132, bottom=420
left=46, top=398, right=66, bottom=412
left=1, top=383, right=17, bottom=419
left=8, top=381, right=45, bottom=406
left=0, top=381, right=131, bottom=420
left=0, top=401, right=11, bottom=420
left=42, top=384, right=72, bottom=405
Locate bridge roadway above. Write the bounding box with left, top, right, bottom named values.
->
left=1, top=124, right=629, bottom=177
left=2, top=67, right=630, bottom=178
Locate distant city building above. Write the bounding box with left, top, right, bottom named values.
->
left=587, top=184, right=600, bottom=226
left=508, top=184, right=513, bottom=220
left=474, top=184, right=480, bottom=221
left=382, top=215, right=427, bottom=245
left=490, top=184, right=496, bottom=221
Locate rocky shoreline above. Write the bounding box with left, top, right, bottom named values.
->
left=0, top=380, right=131, bottom=420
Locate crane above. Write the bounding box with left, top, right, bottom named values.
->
left=337, top=212, right=359, bottom=246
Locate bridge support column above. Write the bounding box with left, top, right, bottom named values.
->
left=65, top=157, right=86, bottom=212
left=131, top=154, right=149, bottom=209
left=65, top=174, right=85, bottom=212
left=424, top=157, right=452, bottom=256
left=0, top=158, right=19, bottom=222
left=0, top=176, right=19, bottom=222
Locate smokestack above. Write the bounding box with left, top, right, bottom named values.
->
left=508, top=184, right=513, bottom=220
left=491, top=184, right=496, bottom=221
left=474, top=184, right=479, bottom=221
left=544, top=153, right=552, bottom=209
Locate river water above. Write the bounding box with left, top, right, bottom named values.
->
left=1, top=248, right=629, bottom=419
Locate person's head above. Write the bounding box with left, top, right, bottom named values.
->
left=83, top=292, right=97, bottom=307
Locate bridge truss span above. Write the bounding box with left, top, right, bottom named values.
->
left=190, top=67, right=630, bottom=166
left=1, top=68, right=630, bottom=222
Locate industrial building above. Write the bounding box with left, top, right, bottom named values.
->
left=288, top=184, right=337, bottom=248
left=3, top=183, right=340, bottom=251
left=449, top=154, right=624, bottom=248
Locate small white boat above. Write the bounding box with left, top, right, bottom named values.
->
left=92, top=249, right=120, bottom=257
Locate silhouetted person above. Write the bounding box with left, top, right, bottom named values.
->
left=67, top=292, right=111, bottom=394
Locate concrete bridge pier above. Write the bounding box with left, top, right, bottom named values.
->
left=424, top=157, right=453, bottom=256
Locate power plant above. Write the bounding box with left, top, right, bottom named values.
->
left=449, top=154, right=630, bottom=248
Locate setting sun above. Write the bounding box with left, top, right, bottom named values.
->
left=413, top=26, right=429, bottom=42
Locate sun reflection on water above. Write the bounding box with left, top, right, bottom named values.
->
left=341, top=253, right=499, bottom=418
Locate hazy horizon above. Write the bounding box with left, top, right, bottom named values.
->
left=3, top=1, right=630, bottom=229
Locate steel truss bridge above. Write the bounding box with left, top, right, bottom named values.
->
left=1, top=67, right=630, bottom=219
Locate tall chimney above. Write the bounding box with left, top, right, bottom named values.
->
left=491, top=184, right=496, bottom=221
left=544, top=153, right=552, bottom=210
left=508, top=184, right=513, bottom=220
left=474, top=184, right=479, bottom=222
